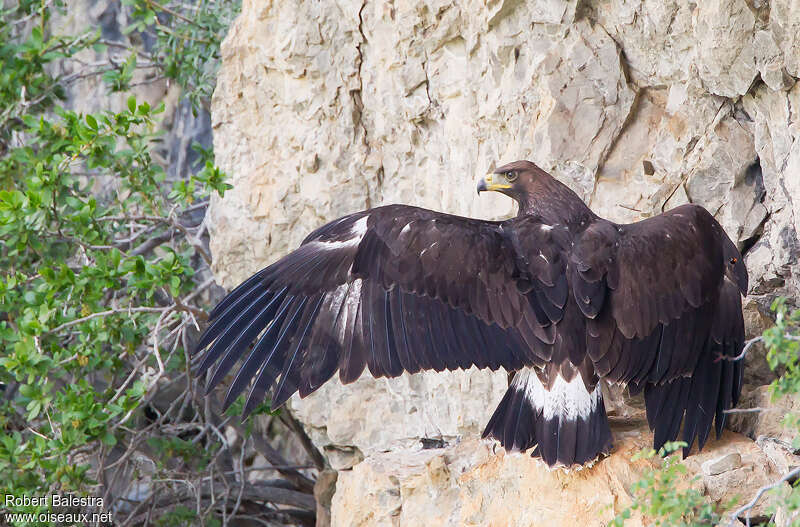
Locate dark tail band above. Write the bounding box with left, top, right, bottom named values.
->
left=482, top=368, right=613, bottom=467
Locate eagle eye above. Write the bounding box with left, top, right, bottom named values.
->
left=506, top=171, right=518, bottom=182
left=729, top=257, right=738, bottom=265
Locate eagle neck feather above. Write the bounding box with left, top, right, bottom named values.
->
left=517, top=172, right=595, bottom=227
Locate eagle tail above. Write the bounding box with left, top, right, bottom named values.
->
left=482, top=368, right=612, bottom=467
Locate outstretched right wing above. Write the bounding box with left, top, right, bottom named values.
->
left=193, top=205, right=555, bottom=416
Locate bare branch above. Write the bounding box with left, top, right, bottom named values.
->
left=720, top=333, right=800, bottom=362
left=723, top=407, right=768, bottom=414
left=131, top=229, right=180, bottom=256
left=146, top=0, right=204, bottom=27
left=279, top=410, right=326, bottom=472
left=209, top=397, right=316, bottom=495
left=45, top=306, right=167, bottom=335
left=729, top=466, right=800, bottom=526
left=721, top=336, right=762, bottom=362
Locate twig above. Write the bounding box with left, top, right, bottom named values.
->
left=152, top=308, right=169, bottom=378
left=729, top=466, right=800, bottom=526
left=279, top=410, right=326, bottom=471
left=10, top=0, right=55, bottom=26
left=27, top=426, right=51, bottom=441
left=153, top=24, right=213, bottom=44
left=97, top=200, right=208, bottom=223
left=723, top=407, right=768, bottom=414
left=212, top=465, right=317, bottom=475
left=617, top=203, right=644, bottom=213
left=109, top=349, right=157, bottom=406
left=146, top=0, right=202, bottom=27
left=724, top=336, right=763, bottom=362
left=124, top=478, right=316, bottom=524
left=96, top=39, right=154, bottom=61
left=205, top=398, right=316, bottom=494
left=46, top=306, right=167, bottom=335
left=168, top=216, right=212, bottom=266
left=721, top=333, right=800, bottom=362
left=230, top=435, right=248, bottom=521
left=131, top=229, right=179, bottom=256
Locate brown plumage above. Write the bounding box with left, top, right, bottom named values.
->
left=194, top=160, right=747, bottom=467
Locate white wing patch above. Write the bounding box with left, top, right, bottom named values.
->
left=350, top=216, right=368, bottom=237
left=338, top=279, right=362, bottom=342
left=327, top=282, right=348, bottom=320
left=311, top=216, right=369, bottom=252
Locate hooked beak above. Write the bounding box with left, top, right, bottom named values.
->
left=476, top=173, right=512, bottom=195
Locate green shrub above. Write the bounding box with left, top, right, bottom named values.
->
left=0, top=2, right=265, bottom=525
left=610, top=441, right=721, bottom=527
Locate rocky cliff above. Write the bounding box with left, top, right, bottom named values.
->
left=208, top=0, right=800, bottom=525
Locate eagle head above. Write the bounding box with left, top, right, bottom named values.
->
left=477, top=160, right=543, bottom=200
left=722, top=238, right=749, bottom=295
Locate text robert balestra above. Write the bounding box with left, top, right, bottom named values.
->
left=4, top=494, right=104, bottom=508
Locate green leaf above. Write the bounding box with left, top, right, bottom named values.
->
left=127, top=95, right=137, bottom=113
left=101, top=432, right=117, bottom=446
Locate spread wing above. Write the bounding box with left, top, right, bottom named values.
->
left=563, top=203, right=746, bottom=453
left=193, top=205, right=552, bottom=416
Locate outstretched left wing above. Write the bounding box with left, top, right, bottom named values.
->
left=564, top=204, right=747, bottom=453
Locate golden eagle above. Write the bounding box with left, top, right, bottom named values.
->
left=194, top=160, right=747, bottom=467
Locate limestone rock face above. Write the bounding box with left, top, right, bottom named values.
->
left=770, top=0, right=800, bottom=79
left=693, top=0, right=758, bottom=98
left=289, top=367, right=508, bottom=469
left=742, top=84, right=800, bottom=303
left=330, top=428, right=780, bottom=527
left=730, top=385, right=800, bottom=445
left=209, top=0, right=800, bottom=523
